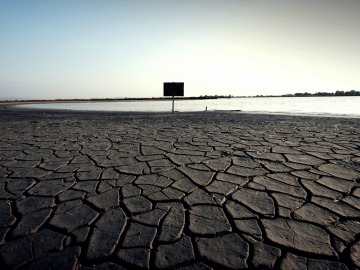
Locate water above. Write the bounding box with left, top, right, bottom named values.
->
left=17, top=96, right=360, bottom=118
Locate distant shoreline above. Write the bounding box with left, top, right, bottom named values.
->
left=1, top=90, right=360, bottom=104
left=0, top=96, right=232, bottom=105
left=1, top=92, right=360, bottom=105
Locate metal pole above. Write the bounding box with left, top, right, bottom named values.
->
left=172, top=95, right=174, bottom=113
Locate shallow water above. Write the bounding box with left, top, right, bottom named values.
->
left=17, top=96, right=360, bottom=118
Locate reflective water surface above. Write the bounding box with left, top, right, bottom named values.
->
left=18, top=96, right=360, bottom=118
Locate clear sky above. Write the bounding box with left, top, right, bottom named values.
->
left=1, top=0, right=359, bottom=99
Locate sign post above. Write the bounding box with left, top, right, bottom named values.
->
left=163, top=82, right=184, bottom=113
left=172, top=95, right=175, bottom=113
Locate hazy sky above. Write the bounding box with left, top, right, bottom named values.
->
left=1, top=0, right=359, bottom=99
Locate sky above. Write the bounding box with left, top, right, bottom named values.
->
left=0, top=0, right=359, bottom=99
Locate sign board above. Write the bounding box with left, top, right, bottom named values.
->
left=163, top=82, right=184, bottom=96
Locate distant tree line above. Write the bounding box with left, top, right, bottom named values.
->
left=281, top=90, right=360, bottom=97
left=0, top=95, right=234, bottom=103
left=199, top=95, right=232, bottom=99
left=51, top=96, right=227, bottom=101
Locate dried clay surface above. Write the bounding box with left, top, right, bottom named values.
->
left=0, top=107, right=359, bottom=269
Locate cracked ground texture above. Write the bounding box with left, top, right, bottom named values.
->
left=0, top=108, right=359, bottom=270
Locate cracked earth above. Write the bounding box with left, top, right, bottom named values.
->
left=0, top=108, right=359, bottom=269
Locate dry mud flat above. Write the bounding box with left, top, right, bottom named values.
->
left=0, top=108, right=359, bottom=269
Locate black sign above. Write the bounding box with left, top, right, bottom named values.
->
left=163, top=82, right=184, bottom=96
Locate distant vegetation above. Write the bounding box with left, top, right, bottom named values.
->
left=2, top=91, right=359, bottom=103
left=282, top=90, right=360, bottom=97
left=88, top=95, right=232, bottom=101
left=199, top=95, right=232, bottom=99
left=255, top=90, right=360, bottom=97
left=0, top=95, right=232, bottom=103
